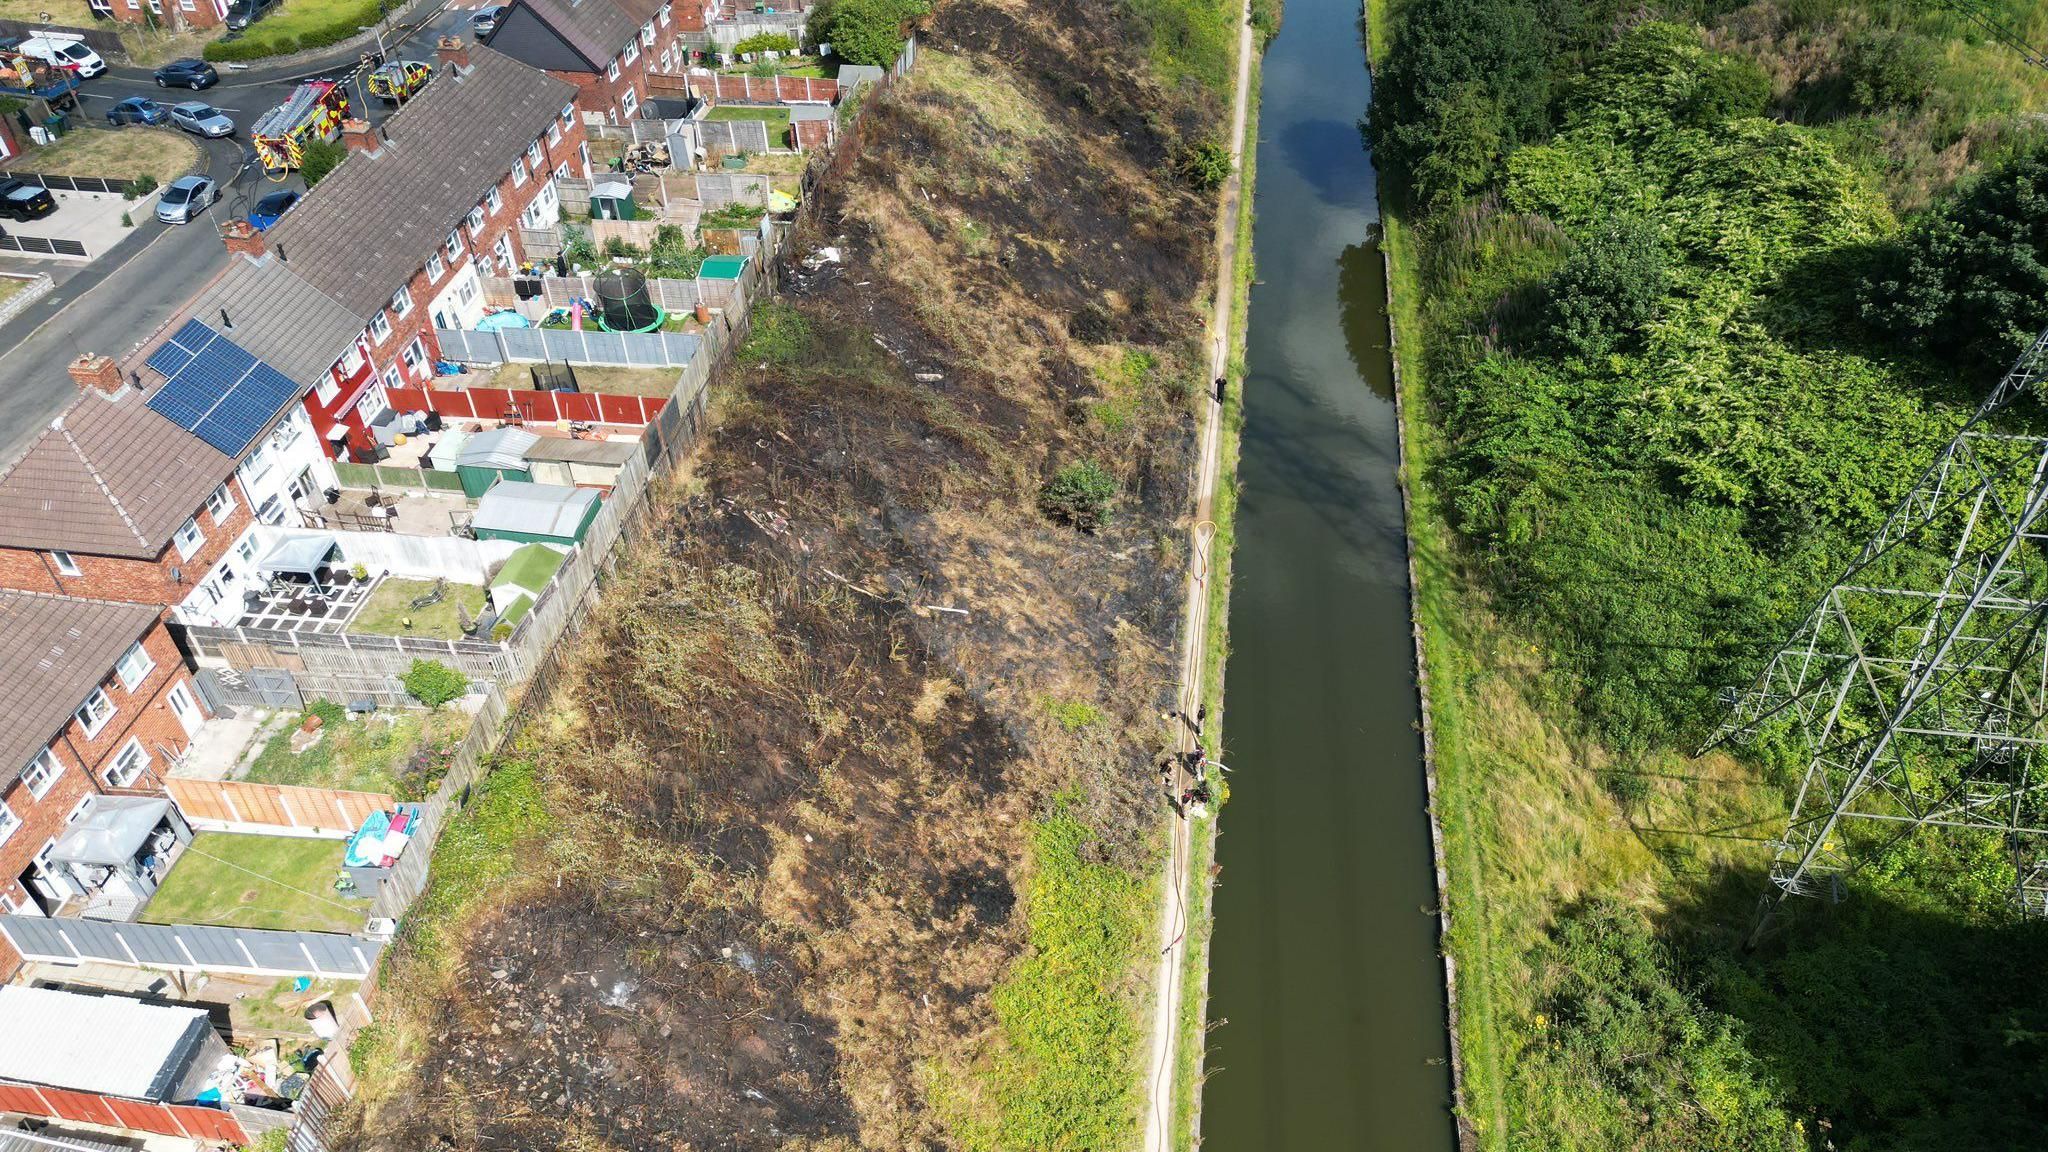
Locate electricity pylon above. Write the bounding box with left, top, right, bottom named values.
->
left=1709, top=327, right=2048, bottom=929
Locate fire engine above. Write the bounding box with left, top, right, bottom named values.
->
left=366, top=59, right=433, bottom=104
left=251, top=78, right=350, bottom=174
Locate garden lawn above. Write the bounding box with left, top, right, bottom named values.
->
left=144, top=834, right=367, bottom=933
left=348, top=578, right=488, bottom=641
left=244, top=706, right=464, bottom=798
left=12, top=127, right=199, bottom=188
left=705, top=105, right=792, bottom=146
left=205, top=0, right=380, bottom=61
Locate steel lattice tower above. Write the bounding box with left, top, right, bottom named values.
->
left=1711, top=327, right=2048, bottom=924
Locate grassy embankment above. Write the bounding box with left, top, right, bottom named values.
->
left=1374, top=1, right=2048, bottom=1149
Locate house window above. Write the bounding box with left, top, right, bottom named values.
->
left=493, top=234, right=515, bottom=270
left=622, top=42, right=639, bottom=67
left=115, top=641, right=154, bottom=692
left=426, top=252, right=445, bottom=281
left=316, top=375, right=340, bottom=405
left=0, top=801, right=18, bottom=849
left=621, top=87, right=638, bottom=118
left=205, top=482, right=235, bottom=524
left=548, top=120, right=562, bottom=146
left=236, top=534, right=257, bottom=563
left=382, top=367, right=402, bottom=396
left=641, top=20, right=654, bottom=44
left=659, top=3, right=670, bottom=24
left=255, top=494, right=285, bottom=525
left=49, top=551, right=79, bottom=577
left=511, top=157, right=528, bottom=188
left=391, top=285, right=414, bottom=318
left=485, top=186, right=502, bottom=214
left=561, top=102, right=575, bottom=128
left=244, top=440, right=274, bottom=484
left=339, top=344, right=365, bottom=377
left=555, top=161, right=571, bottom=181
left=528, top=140, right=543, bottom=168
left=172, top=517, right=205, bottom=561
left=401, top=338, right=426, bottom=377
left=606, top=58, right=620, bottom=81
left=446, top=231, right=463, bottom=262
left=75, top=688, right=113, bottom=738
left=466, top=205, right=485, bottom=234
left=21, top=748, right=60, bottom=799
left=369, top=311, right=392, bottom=343
left=105, top=739, right=149, bottom=788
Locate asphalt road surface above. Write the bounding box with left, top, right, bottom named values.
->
left=0, top=0, right=471, bottom=464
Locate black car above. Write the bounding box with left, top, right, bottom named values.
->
left=153, top=58, right=218, bottom=89
left=224, top=0, right=278, bottom=29
left=0, top=178, right=55, bottom=222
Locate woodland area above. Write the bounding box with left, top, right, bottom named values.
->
left=1373, top=0, right=2048, bottom=1148
left=321, top=0, right=1242, bottom=1148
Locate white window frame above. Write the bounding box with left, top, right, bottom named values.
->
left=548, top=120, right=562, bottom=145
left=466, top=205, right=486, bottom=234
left=172, top=517, right=204, bottom=561
left=511, top=157, right=528, bottom=188
left=561, top=102, right=575, bottom=128
left=255, top=494, right=285, bottom=526
left=606, top=58, right=621, bottom=81
left=621, top=87, right=638, bottom=118
left=368, top=311, right=393, bottom=343
left=205, top=482, right=235, bottom=524
left=390, top=284, right=414, bottom=318
left=659, top=3, right=670, bottom=24
left=236, top=533, right=257, bottom=563
left=21, top=748, right=60, bottom=800
left=445, top=230, right=463, bottom=262
left=315, top=374, right=340, bottom=406
left=114, top=641, right=154, bottom=692
left=50, top=550, right=79, bottom=577
left=623, top=41, right=640, bottom=66
left=0, top=801, right=18, bottom=850
left=485, top=186, right=502, bottom=214
left=527, top=140, right=543, bottom=168
left=493, top=233, right=515, bottom=270
left=641, top=20, right=654, bottom=44
left=426, top=251, right=445, bottom=282
left=381, top=366, right=402, bottom=395
left=105, top=738, right=149, bottom=788
left=75, top=688, right=113, bottom=738
left=401, top=338, right=426, bottom=377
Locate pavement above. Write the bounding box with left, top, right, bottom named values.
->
left=0, top=0, right=480, bottom=466
left=1141, top=2, right=1256, bottom=1149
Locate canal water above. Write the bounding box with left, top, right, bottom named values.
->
left=1198, top=0, right=1455, bottom=1145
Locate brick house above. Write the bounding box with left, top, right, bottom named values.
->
left=0, top=363, right=251, bottom=608
left=259, top=38, right=588, bottom=461
left=0, top=593, right=209, bottom=978
left=89, top=0, right=228, bottom=31
left=485, top=0, right=706, bottom=122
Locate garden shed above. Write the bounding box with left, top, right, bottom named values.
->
left=470, top=481, right=602, bottom=545
left=524, top=435, right=639, bottom=488
left=490, top=541, right=567, bottom=615
left=455, top=427, right=538, bottom=497
left=700, top=254, right=748, bottom=281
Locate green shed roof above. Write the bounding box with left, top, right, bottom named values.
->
left=700, top=255, right=748, bottom=280
left=494, top=542, right=567, bottom=592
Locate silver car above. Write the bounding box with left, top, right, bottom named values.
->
left=156, top=175, right=216, bottom=225
left=169, top=101, right=234, bottom=138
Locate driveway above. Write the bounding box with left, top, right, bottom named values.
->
left=0, top=0, right=463, bottom=464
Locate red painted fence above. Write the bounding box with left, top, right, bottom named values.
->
left=0, top=1080, right=250, bottom=1143
left=388, top=385, right=666, bottom=427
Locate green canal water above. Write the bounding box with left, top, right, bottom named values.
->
left=1198, top=0, right=1456, bottom=1145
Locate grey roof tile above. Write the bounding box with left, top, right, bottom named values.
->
left=180, top=253, right=368, bottom=385
left=0, top=592, right=160, bottom=787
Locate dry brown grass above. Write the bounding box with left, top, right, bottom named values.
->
left=12, top=126, right=198, bottom=187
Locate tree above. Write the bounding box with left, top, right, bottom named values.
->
left=1544, top=217, right=1669, bottom=358
left=1039, top=460, right=1117, bottom=532
left=300, top=136, right=346, bottom=188
left=1841, top=28, right=1937, bottom=112
left=1860, top=142, right=2048, bottom=372
left=813, top=0, right=926, bottom=67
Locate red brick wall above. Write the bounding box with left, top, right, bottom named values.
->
left=0, top=478, right=253, bottom=607
left=103, top=0, right=226, bottom=28
left=0, top=618, right=202, bottom=979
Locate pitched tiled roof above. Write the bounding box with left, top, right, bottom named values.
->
left=0, top=388, right=233, bottom=559
left=520, top=0, right=641, bottom=69
left=262, top=45, right=575, bottom=318
left=0, top=592, right=160, bottom=788
left=179, top=253, right=367, bottom=385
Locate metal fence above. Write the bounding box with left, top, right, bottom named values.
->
left=2, top=171, right=141, bottom=194
left=434, top=325, right=704, bottom=368
left=0, top=233, right=86, bottom=257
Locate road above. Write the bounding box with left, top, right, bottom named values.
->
left=0, top=0, right=474, bottom=464
left=1141, top=1, right=1256, bottom=1149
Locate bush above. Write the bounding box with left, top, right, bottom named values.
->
left=401, top=659, right=468, bottom=708
left=1173, top=136, right=1232, bottom=191
left=1038, top=459, right=1117, bottom=532
left=300, top=136, right=345, bottom=187
left=1543, top=216, right=1668, bottom=358
left=812, top=0, right=926, bottom=67
left=1840, top=28, right=1938, bottom=112
left=126, top=173, right=158, bottom=200
left=733, top=32, right=798, bottom=54
left=562, top=224, right=599, bottom=267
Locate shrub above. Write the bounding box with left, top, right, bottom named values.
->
left=1038, top=459, right=1117, bottom=532
left=401, top=659, right=468, bottom=708
left=1543, top=216, right=1668, bottom=358
left=126, top=173, right=157, bottom=200
left=1173, top=136, right=1232, bottom=191
left=562, top=224, right=599, bottom=267
left=812, top=0, right=926, bottom=67
left=300, top=136, right=345, bottom=187
left=733, top=32, right=797, bottom=54
left=1840, top=28, right=1938, bottom=112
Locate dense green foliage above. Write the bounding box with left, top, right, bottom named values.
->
left=300, top=137, right=345, bottom=188
left=1378, top=2, right=2048, bottom=1148
left=204, top=0, right=386, bottom=61
left=401, top=658, right=469, bottom=708
left=1173, top=136, right=1232, bottom=191
left=811, top=0, right=926, bottom=67
left=732, top=32, right=799, bottom=54
left=1039, top=459, right=1118, bottom=532
left=1122, top=0, right=1238, bottom=95
left=1861, top=142, right=2048, bottom=372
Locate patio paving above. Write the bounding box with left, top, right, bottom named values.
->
left=235, top=577, right=374, bottom=634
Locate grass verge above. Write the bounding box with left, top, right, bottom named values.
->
left=11, top=125, right=198, bottom=186
left=204, top=0, right=380, bottom=61
left=144, top=833, right=367, bottom=933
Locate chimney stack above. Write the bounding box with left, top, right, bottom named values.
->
left=339, top=118, right=381, bottom=155
left=222, top=218, right=265, bottom=258
left=68, top=353, right=124, bottom=397
left=437, top=35, right=470, bottom=72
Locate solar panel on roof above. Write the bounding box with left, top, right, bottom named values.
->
left=146, top=320, right=309, bottom=456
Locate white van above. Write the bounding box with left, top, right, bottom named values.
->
left=18, top=32, right=104, bottom=79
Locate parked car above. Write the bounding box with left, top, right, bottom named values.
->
left=105, top=97, right=169, bottom=126
left=169, top=101, right=234, bottom=138
left=248, top=188, right=300, bottom=231
left=156, top=175, right=216, bottom=225
left=153, top=58, right=218, bottom=89
left=0, top=178, right=54, bottom=222
left=16, top=32, right=104, bottom=79
left=224, top=0, right=279, bottom=30
left=471, top=5, right=506, bottom=37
